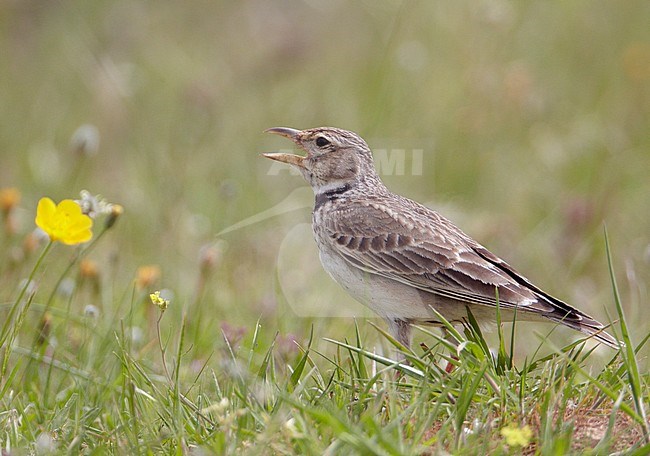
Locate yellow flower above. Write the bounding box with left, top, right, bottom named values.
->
left=150, top=291, right=169, bottom=312
left=35, top=197, right=93, bottom=245
left=501, top=424, right=533, bottom=447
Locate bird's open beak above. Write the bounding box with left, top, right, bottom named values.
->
left=262, top=151, right=305, bottom=168
left=263, top=127, right=305, bottom=168
left=265, top=127, right=301, bottom=140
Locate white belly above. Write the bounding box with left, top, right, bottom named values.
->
left=317, top=241, right=438, bottom=321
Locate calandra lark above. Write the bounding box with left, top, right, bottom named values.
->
left=263, top=127, right=618, bottom=350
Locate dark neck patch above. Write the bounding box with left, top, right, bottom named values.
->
left=315, top=183, right=351, bottom=209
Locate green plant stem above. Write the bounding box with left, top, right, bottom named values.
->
left=0, top=239, right=53, bottom=380
left=43, top=224, right=109, bottom=312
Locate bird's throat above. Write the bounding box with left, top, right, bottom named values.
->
left=314, top=183, right=351, bottom=209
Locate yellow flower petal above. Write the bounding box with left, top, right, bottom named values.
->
left=67, top=215, right=93, bottom=231
left=60, top=228, right=92, bottom=245
left=58, top=199, right=83, bottom=215
left=35, top=198, right=56, bottom=232
left=34, top=197, right=93, bottom=245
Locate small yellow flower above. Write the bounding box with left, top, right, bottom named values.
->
left=150, top=291, right=169, bottom=312
left=501, top=424, right=533, bottom=448
left=35, top=197, right=93, bottom=245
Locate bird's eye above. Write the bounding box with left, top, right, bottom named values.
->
left=315, top=136, right=330, bottom=148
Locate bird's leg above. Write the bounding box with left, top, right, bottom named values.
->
left=385, top=318, right=412, bottom=382
left=442, top=327, right=500, bottom=394
left=386, top=318, right=412, bottom=360
left=442, top=327, right=460, bottom=373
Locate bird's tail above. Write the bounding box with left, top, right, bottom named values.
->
left=547, top=313, right=622, bottom=349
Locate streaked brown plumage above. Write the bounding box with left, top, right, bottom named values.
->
left=263, top=126, right=619, bottom=349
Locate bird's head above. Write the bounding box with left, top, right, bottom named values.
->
left=263, top=127, right=379, bottom=193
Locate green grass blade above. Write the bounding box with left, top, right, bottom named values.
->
left=604, top=226, right=649, bottom=443
left=289, top=325, right=313, bottom=391
left=323, top=338, right=425, bottom=379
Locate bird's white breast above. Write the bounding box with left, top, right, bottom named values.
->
left=313, top=226, right=433, bottom=321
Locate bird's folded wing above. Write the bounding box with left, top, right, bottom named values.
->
left=323, top=200, right=559, bottom=315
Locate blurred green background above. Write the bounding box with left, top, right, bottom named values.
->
left=1, top=1, right=649, bottom=357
